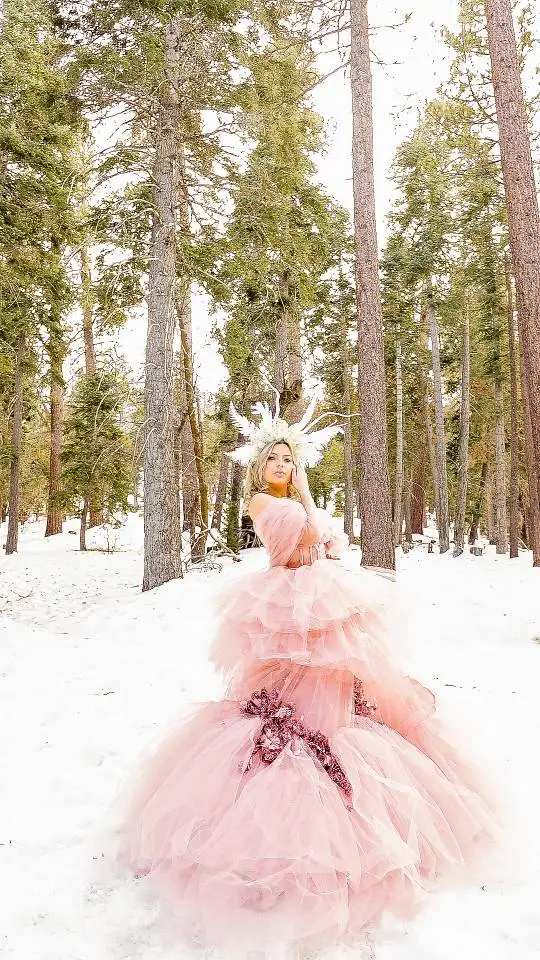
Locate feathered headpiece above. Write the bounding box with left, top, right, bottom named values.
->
left=227, top=391, right=343, bottom=468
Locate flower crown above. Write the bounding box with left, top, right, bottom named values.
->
left=227, top=392, right=343, bottom=467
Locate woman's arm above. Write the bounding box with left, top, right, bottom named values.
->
left=247, top=492, right=275, bottom=523
left=292, top=465, right=328, bottom=546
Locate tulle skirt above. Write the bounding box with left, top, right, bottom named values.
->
left=121, top=558, right=499, bottom=950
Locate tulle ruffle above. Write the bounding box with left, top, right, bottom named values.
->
left=211, top=559, right=395, bottom=676
left=122, top=692, right=496, bottom=951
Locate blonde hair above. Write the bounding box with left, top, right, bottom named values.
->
left=243, top=440, right=301, bottom=512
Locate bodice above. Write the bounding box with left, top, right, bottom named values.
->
left=253, top=497, right=343, bottom=569
left=285, top=541, right=328, bottom=569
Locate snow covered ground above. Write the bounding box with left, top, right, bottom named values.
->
left=1, top=516, right=540, bottom=960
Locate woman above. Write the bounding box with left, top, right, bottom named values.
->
left=123, top=399, right=498, bottom=954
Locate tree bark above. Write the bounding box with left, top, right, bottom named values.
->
left=454, top=311, right=471, bottom=556
left=226, top=461, right=244, bottom=553
left=506, top=256, right=519, bottom=558
left=403, top=471, right=413, bottom=544
left=350, top=0, right=394, bottom=570
left=486, top=462, right=496, bottom=545
left=493, top=378, right=508, bottom=554
left=80, top=242, right=103, bottom=528
left=427, top=301, right=450, bottom=553
left=80, top=241, right=97, bottom=375
left=80, top=497, right=89, bottom=552
left=410, top=435, right=428, bottom=536
left=485, top=0, right=540, bottom=564
left=393, top=338, right=404, bottom=546
left=341, top=324, right=355, bottom=541
left=5, top=335, right=25, bottom=556
left=45, top=369, right=64, bottom=537
left=469, top=461, right=488, bottom=545
left=424, top=387, right=440, bottom=535
left=274, top=272, right=303, bottom=423
left=212, top=454, right=229, bottom=532
left=521, top=356, right=540, bottom=564
left=177, top=286, right=209, bottom=560
left=143, top=19, right=183, bottom=592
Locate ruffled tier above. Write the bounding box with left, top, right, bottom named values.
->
left=211, top=559, right=396, bottom=676
left=122, top=695, right=497, bottom=951
left=211, top=559, right=438, bottom=738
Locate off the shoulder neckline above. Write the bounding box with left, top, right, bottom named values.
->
left=252, top=495, right=304, bottom=527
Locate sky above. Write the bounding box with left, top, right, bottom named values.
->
left=121, top=1, right=461, bottom=390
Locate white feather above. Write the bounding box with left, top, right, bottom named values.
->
left=301, top=426, right=343, bottom=466
left=296, top=394, right=318, bottom=432
left=229, top=402, right=257, bottom=440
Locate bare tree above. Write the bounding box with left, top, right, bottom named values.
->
left=350, top=0, right=394, bottom=570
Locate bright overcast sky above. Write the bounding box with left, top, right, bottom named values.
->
left=314, top=1, right=459, bottom=236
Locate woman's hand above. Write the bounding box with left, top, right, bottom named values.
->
left=292, top=464, right=311, bottom=502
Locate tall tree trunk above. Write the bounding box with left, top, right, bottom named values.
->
left=274, top=272, right=303, bottom=422
left=485, top=0, right=540, bottom=564
left=521, top=358, right=540, bottom=565
left=80, top=243, right=103, bottom=527
left=341, top=323, right=355, bottom=541
left=143, top=19, right=182, bottom=592
left=177, top=286, right=209, bottom=560
left=424, top=388, right=440, bottom=535
left=410, top=435, right=428, bottom=536
left=486, top=463, right=496, bottom=545
left=80, top=497, right=89, bottom=552
left=454, top=311, right=471, bottom=556
left=427, top=301, right=450, bottom=553
left=80, top=241, right=97, bottom=375
left=350, top=0, right=394, bottom=570
left=5, top=335, right=25, bottom=556
left=212, top=454, right=229, bottom=532
left=469, top=461, right=488, bottom=545
left=403, top=471, right=413, bottom=544
left=506, top=257, right=520, bottom=558
left=80, top=242, right=103, bottom=528
left=393, top=338, right=404, bottom=546
left=45, top=370, right=64, bottom=537
left=226, top=461, right=244, bottom=553
left=493, top=378, right=508, bottom=554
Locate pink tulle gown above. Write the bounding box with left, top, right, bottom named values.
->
left=123, top=497, right=498, bottom=951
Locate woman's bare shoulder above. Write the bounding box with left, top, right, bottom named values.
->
left=247, top=492, right=276, bottom=522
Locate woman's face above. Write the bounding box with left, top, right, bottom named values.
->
left=263, top=443, right=294, bottom=491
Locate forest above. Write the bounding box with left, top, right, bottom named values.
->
left=1, top=0, right=540, bottom=588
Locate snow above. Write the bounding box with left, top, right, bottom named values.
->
left=1, top=516, right=540, bottom=960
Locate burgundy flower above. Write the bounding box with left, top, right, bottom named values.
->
left=242, top=687, right=353, bottom=799
left=354, top=678, right=378, bottom=717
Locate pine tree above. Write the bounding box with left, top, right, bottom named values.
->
left=61, top=371, right=133, bottom=550
left=0, top=0, right=79, bottom=553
